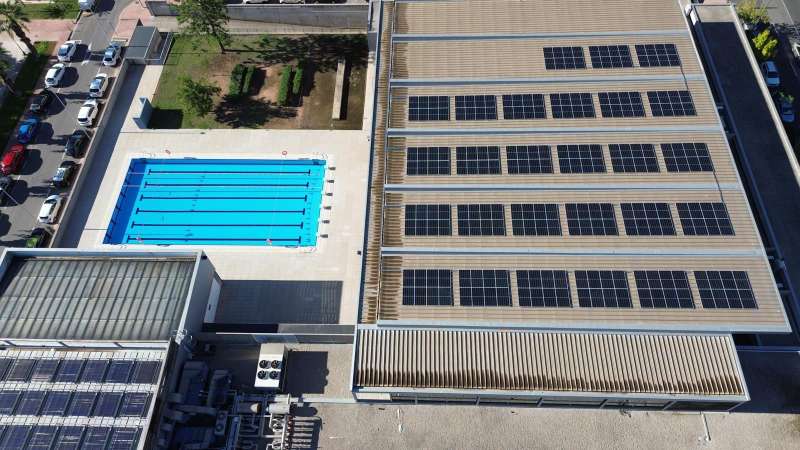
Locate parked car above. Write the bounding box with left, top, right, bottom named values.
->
left=77, top=100, right=99, bottom=127
left=25, top=228, right=49, bottom=248
left=88, top=73, right=109, bottom=98
left=64, top=129, right=89, bottom=158
left=0, top=176, right=13, bottom=206
left=44, top=63, right=66, bottom=88
left=279, top=0, right=305, bottom=3
left=37, top=195, right=63, bottom=224
left=760, top=61, right=780, bottom=88
left=1, top=144, right=26, bottom=175
left=242, top=0, right=270, bottom=3
left=16, top=117, right=40, bottom=144
left=28, top=90, right=54, bottom=115
left=57, top=40, right=78, bottom=62
left=102, top=42, right=122, bottom=66
left=775, top=94, right=795, bottom=123
left=51, top=161, right=76, bottom=188
left=792, top=41, right=800, bottom=61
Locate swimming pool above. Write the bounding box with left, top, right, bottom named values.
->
left=104, top=158, right=326, bottom=246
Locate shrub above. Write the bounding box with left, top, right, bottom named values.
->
left=228, top=63, right=245, bottom=97
left=292, top=64, right=304, bottom=96
left=277, top=66, right=292, bottom=106
left=241, top=65, right=256, bottom=96
left=737, top=0, right=769, bottom=25
left=752, top=29, right=778, bottom=60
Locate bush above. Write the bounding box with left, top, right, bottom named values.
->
left=737, top=0, right=769, bottom=25
left=292, top=64, right=304, bottom=96
left=241, top=65, right=256, bottom=96
left=277, top=66, right=292, bottom=106
left=752, top=29, right=778, bottom=60
left=228, top=63, right=246, bottom=97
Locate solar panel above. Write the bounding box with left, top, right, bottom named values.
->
left=510, top=204, right=561, bottom=236
left=93, top=392, right=123, bottom=417
left=105, top=360, right=135, bottom=383
left=405, top=204, right=452, bottom=236
left=53, top=426, right=84, bottom=450
left=517, top=270, right=572, bottom=307
left=557, top=144, right=605, bottom=173
left=26, top=425, right=58, bottom=450
left=634, top=271, right=694, bottom=308
left=458, top=270, right=512, bottom=306
left=67, top=392, right=97, bottom=417
left=0, top=359, right=12, bottom=380
left=16, top=390, right=46, bottom=415
left=406, top=147, right=451, bottom=176
left=408, top=96, right=449, bottom=121
left=620, top=203, right=676, bottom=236
left=635, top=43, right=681, bottom=67
left=543, top=46, right=586, bottom=70
left=549, top=93, right=595, bottom=118
left=598, top=91, right=645, bottom=118
left=676, top=202, right=734, bottom=236
left=41, top=391, right=71, bottom=416
left=661, top=143, right=714, bottom=172
left=30, top=359, right=60, bottom=382
left=0, top=425, right=31, bottom=450
left=131, top=361, right=161, bottom=385
left=0, top=391, right=21, bottom=415
left=5, top=359, right=35, bottom=382
left=609, top=143, right=659, bottom=173
left=589, top=45, right=633, bottom=68
left=695, top=271, right=757, bottom=309
left=54, top=360, right=84, bottom=383
left=81, top=427, right=111, bottom=450
left=456, top=204, right=506, bottom=236
left=506, top=145, right=552, bottom=174
left=647, top=90, right=696, bottom=116
left=80, top=360, right=109, bottom=383
left=402, top=270, right=453, bottom=306
left=456, top=146, right=501, bottom=175
left=454, top=95, right=497, bottom=120
left=119, top=392, right=151, bottom=417
left=108, top=427, right=140, bottom=450
left=502, top=94, right=546, bottom=119
left=565, top=203, right=618, bottom=236
left=575, top=270, right=632, bottom=307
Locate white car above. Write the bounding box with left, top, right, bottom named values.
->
left=242, top=0, right=269, bottom=3
left=102, top=43, right=122, bottom=67
left=44, top=63, right=66, bottom=88
left=57, top=40, right=78, bottom=62
left=88, top=73, right=109, bottom=98
left=37, top=195, right=63, bottom=224
left=792, top=41, right=800, bottom=61
left=760, top=61, right=780, bottom=88
left=77, top=99, right=99, bottom=127
left=279, top=0, right=304, bottom=3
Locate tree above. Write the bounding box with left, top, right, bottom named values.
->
left=0, top=45, right=18, bottom=96
left=737, top=0, right=769, bottom=25
left=177, top=0, right=231, bottom=53
left=0, top=1, right=35, bottom=55
left=178, top=77, right=220, bottom=116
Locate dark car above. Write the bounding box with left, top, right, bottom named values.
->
left=64, top=129, right=89, bottom=157
left=25, top=228, right=49, bottom=248
left=51, top=160, right=76, bottom=188
left=1, top=144, right=26, bottom=175
left=0, top=176, right=13, bottom=206
left=16, top=117, right=40, bottom=144
left=28, top=90, right=54, bottom=115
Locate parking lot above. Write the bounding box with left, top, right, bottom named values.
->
left=0, top=0, right=132, bottom=248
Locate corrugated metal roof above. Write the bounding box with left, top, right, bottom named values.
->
left=0, top=256, right=196, bottom=341
left=355, top=328, right=746, bottom=397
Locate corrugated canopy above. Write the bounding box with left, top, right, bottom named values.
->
left=0, top=256, right=196, bottom=342
left=355, top=328, right=746, bottom=397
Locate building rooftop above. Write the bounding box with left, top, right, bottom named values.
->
left=0, top=251, right=197, bottom=342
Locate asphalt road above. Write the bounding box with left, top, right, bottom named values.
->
left=0, top=0, right=132, bottom=248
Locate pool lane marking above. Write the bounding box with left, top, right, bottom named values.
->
left=135, top=209, right=306, bottom=213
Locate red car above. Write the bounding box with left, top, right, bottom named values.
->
left=1, top=144, right=26, bottom=175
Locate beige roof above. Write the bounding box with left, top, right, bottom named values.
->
left=355, top=328, right=746, bottom=398
left=361, top=0, right=789, bottom=343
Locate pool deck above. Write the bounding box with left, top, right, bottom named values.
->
left=75, top=65, right=373, bottom=326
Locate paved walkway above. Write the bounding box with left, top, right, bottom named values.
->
left=114, top=0, right=154, bottom=41
left=153, top=16, right=364, bottom=34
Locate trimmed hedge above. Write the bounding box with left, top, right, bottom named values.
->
left=229, top=63, right=246, bottom=97
left=277, top=66, right=292, bottom=106
left=242, top=65, right=256, bottom=96
left=292, top=64, right=304, bottom=96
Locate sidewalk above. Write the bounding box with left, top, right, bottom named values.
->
left=114, top=0, right=154, bottom=41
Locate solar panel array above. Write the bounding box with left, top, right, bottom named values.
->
left=620, top=203, right=676, bottom=236
left=455, top=146, right=501, bottom=175
left=405, top=204, right=452, bottom=236
left=589, top=45, right=634, bottom=68
left=408, top=96, right=450, bottom=121
left=502, top=94, right=546, bottom=119
left=565, top=203, right=618, bottom=236
left=647, top=90, right=697, bottom=116
left=400, top=269, right=756, bottom=310
left=543, top=46, right=586, bottom=70
left=635, top=44, right=681, bottom=67
left=598, top=91, right=645, bottom=118
left=406, top=147, right=451, bottom=175
left=609, top=144, right=659, bottom=173
left=506, top=145, right=553, bottom=174
left=0, top=425, right=142, bottom=450
left=543, top=43, right=681, bottom=69
left=454, top=95, right=497, bottom=120
left=549, top=93, right=595, bottom=118
left=456, top=204, right=506, bottom=236
left=557, top=144, right=605, bottom=173
left=510, top=204, right=561, bottom=236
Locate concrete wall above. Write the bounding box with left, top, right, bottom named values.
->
left=227, top=4, right=368, bottom=28
left=180, top=254, right=216, bottom=343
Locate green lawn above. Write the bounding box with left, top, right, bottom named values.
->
left=21, top=1, right=81, bottom=20
left=0, top=41, right=54, bottom=148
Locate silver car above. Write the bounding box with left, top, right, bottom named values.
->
left=88, top=73, right=109, bottom=98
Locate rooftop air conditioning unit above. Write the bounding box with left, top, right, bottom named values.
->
left=255, top=344, right=288, bottom=392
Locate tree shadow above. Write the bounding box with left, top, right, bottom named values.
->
left=214, top=97, right=296, bottom=128
left=252, top=35, right=368, bottom=72
left=149, top=108, right=184, bottom=129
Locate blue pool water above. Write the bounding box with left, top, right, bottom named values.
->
left=104, top=158, right=325, bottom=246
